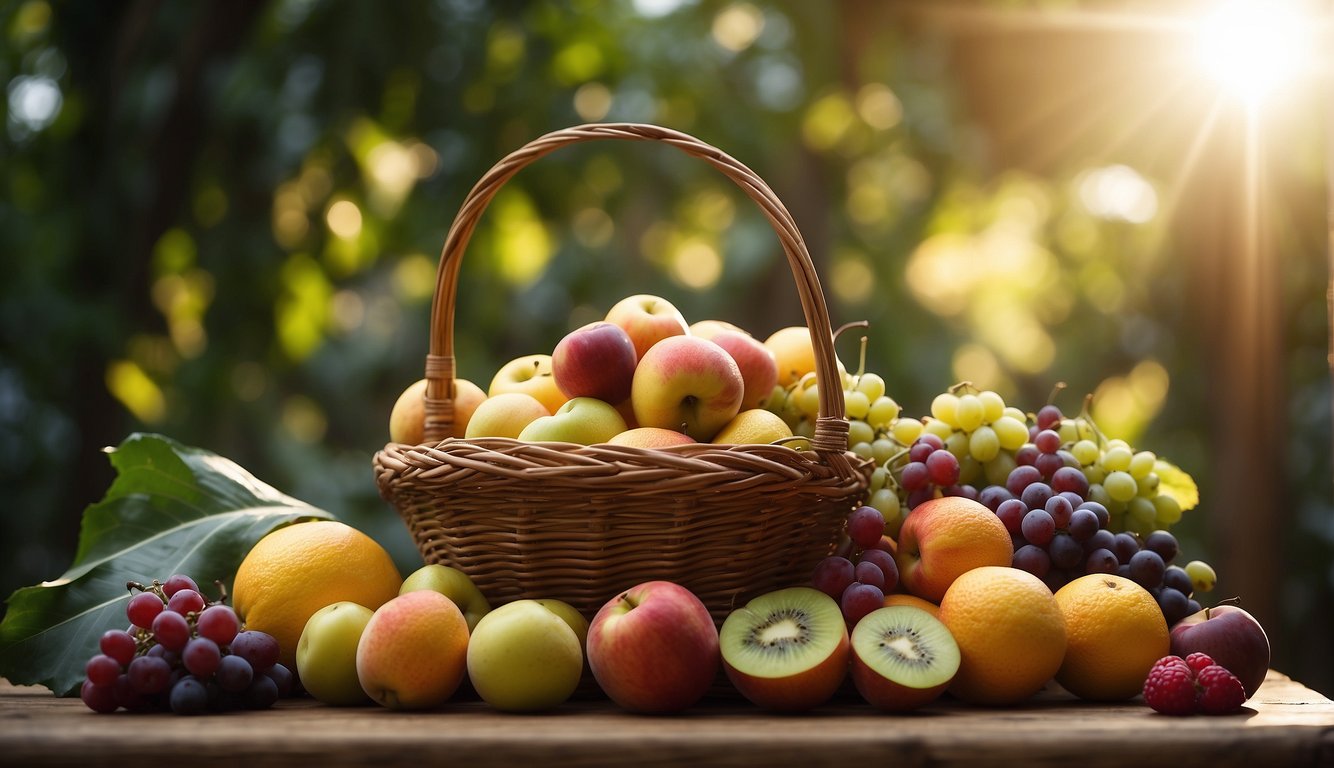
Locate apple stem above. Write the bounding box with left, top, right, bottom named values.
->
left=618, top=592, right=639, bottom=610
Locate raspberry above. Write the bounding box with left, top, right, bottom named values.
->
left=1197, top=664, right=1246, bottom=715
left=1143, top=656, right=1198, bottom=715
left=1184, top=652, right=1216, bottom=675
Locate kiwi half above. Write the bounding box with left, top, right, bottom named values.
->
left=850, top=605, right=960, bottom=711
left=719, top=587, right=849, bottom=711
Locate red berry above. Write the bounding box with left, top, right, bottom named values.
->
left=1143, top=656, right=1198, bottom=715
left=1197, top=665, right=1246, bottom=715
left=1184, top=652, right=1216, bottom=675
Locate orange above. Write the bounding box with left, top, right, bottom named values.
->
left=882, top=593, right=940, bottom=620
left=1052, top=574, right=1170, bottom=701
left=938, top=566, right=1067, bottom=705
left=233, top=520, right=402, bottom=668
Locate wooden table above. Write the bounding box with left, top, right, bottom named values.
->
left=2, top=672, right=1331, bottom=767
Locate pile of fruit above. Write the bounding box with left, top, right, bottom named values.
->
left=77, top=298, right=1270, bottom=717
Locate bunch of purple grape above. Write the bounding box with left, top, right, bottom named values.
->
left=810, top=505, right=899, bottom=628
left=81, top=574, right=295, bottom=715
left=897, top=434, right=966, bottom=510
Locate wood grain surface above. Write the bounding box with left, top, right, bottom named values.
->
left=2, top=671, right=1331, bottom=768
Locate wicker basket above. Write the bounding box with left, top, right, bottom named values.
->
left=372, top=122, right=872, bottom=625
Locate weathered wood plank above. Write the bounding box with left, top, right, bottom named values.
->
left=2, top=671, right=1331, bottom=768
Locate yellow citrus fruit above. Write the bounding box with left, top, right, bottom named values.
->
left=233, top=520, right=402, bottom=668
left=938, top=566, right=1067, bottom=705
left=711, top=408, right=793, bottom=445
left=1052, top=574, right=1170, bottom=701
left=882, top=593, right=941, bottom=620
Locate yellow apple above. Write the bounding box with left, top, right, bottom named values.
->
left=711, top=408, right=793, bottom=445
left=516, top=396, right=628, bottom=444
left=605, top=294, right=689, bottom=361
left=389, top=377, right=486, bottom=444
left=466, top=600, right=584, bottom=712
left=464, top=393, right=550, bottom=439
left=631, top=336, right=744, bottom=442
left=488, top=354, right=568, bottom=415
left=688, top=319, right=748, bottom=341
left=763, top=327, right=817, bottom=388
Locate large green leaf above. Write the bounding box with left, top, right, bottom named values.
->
left=0, top=433, right=333, bottom=696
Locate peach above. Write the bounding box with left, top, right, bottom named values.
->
left=894, top=497, right=1014, bottom=604
left=355, top=591, right=469, bottom=710
left=710, top=330, right=779, bottom=411
left=389, top=377, right=485, bottom=444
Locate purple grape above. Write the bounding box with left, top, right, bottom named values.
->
left=1015, top=444, right=1039, bottom=467
left=183, top=637, right=222, bottom=679
left=1083, top=528, right=1116, bottom=554
left=167, top=588, right=206, bottom=616
left=908, top=441, right=935, bottom=463
left=917, top=434, right=944, bottom=451
left=996, top=498, right=1027, bottom=534
left=950, top=484, right=979, bottom=502
left=858, top=549, right=899, bottom=594
left=1051, top=466, right=1091, bottom=497
left=1006, top=465, right=1042, bottom=495
left=854, top=560, right=886, bottom=590
left=1067, top=509, right=1099, bottom=542
left=264, top=663, right=295, bottom=697
left=128, top=655, right=172, bottom=695
left=127, top=591, right=165, bottom=629
left=1112, top=532, right=1141, bottom=565
left=1186, top=598, right=1202, bottom=616
left=85, top=654, right=122, bottom=687
left=1034, top=429, right=1062, bottom=454
left=840, top=582, right=885, bottom=628
left=1036, top=405, right=1063, bottom=430
left=169, top=676, right=209, bottom=715
left=901, top=461, right=929, bottom=492
left=1144, top=530, right=1180, bottom=564
left=1157, top=587, right=1191, bottom=625
left=1021, top=509, right=1056, bottom=547
left=81, top=679, right=119, bottom=713
left=197, top=605, right=241, bottom=646
left=1163, top=565, right=1193, bottom=596
left=229, top=631, right=280, bottom=673
left=978, top=485, right=1014, bottom=512
left=162, top=574, right=200, bottom=598
left=1084, top=548, right=1119, bottom=574
left=1045, top=495, right=1074, bottom=528
left=847, top=505, right=886, bottom=550
left=1034, top=452, right=1065, bottom=479
left=1012, top=544, right=1052, bottom=578
left=925, top=450, right=960, bottom=487
left=1020, top=481, right=1054, bottom=512
left=99, top=629, right=137, bottom=667
left=1079, top=501, right=1110, bottom=529
left=216, top=654, right=254, bottom=693
left=1128, top=549, right=1166, bottom=590
left=1057, top=491, right=1086, bottom=511
left=244, top=674, right=280, bottom=710
left=811, top=555, right=856, bottom=600
left=1049, top=533, right=1084, bottom=570
left=906, top=488, right=934, bottom=510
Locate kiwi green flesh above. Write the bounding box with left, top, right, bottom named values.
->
left=851, top=606, right=960, bottom=688
left=720, top=587, right=845, bottom=678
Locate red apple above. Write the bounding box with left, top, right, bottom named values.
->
left=1169, top=604, right=1271, bottom=698
left=551, top=321, right=638, bottom=404
left=605, top=294, right=689, bottom=361
left=586, top=580, right=720, bottom=713
left=893, top=497, right=1013, bottom=604
left=709, top=330, right=779, bottom=411
left=630, top=336, right=744, bottom=442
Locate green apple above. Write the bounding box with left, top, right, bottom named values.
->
left=516, top=396, right=627, bottom=444
left=631, top=335, right=744, bottom=441
left=465, top=599, right=584, bottom=712
left=296, top=601, right=374, bottom=706
left=534, top=598, right=591, bottom=648
left=399, top=563, right=492, bottom=632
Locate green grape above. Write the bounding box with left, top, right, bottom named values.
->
left=1125, top=512, right=1155, bottom=536
left=871, top=438, right=896, bottom=465
left=797, top=385, right=821, bottom=419
left=931, top=392, right=960, bottom=428
left=1104, top=470, right=1138, bottom=502
left=1106, top=438, right=1131, bottom=452
left=867, top=396, right=900, bottom=428
left=992, top=415, right=1029, bottom=451
left=968, top=425, right=1000, bottom=462
left=852, top=441, right=874, bottom=460
left=1087, top=483, right=1111, bottom=509
left=855, top=372, right=886, bottom=402
left=1153, top=494, right=1182, bottom=526
left=1071, top=439, right=1100, bottom=466
left=848, top=419, right=875, bottom=446
left=764, top=385, right=788, bottom=414
left=869, top=466, right=890, bottom=492
left=1002, top=406, right=1028, bottom=423
left=923, top=417, right=954, bottom=441
left=1127, top=496, right=1157, bottom=527
left=945, top=430, right=969, bottom=461
left=1057, top=418, right=1079, bottom=444
left=1083, top=463, right=1108, bottom=485
left=844, top=390, right=871, bottom=420
left=871, top=488, right=903, bottom=538
left=1137, top=473, right=1160, bottom=496
left=1129, top=450, right=1157, bottom=479
left=959, top=455, right=983, bottom=487
left=794, top=418, right=816, bottom=439
left=955, top=394, right=985, bottom=433
left=891, top=418, right=923, bottom=445
left=978, top=390, right=1006, bottom=423
left=1184, top=560, right=1217, bottom=592
left=1101, top=446, right=1133, bottom=472
left=984, top=452, right=1017, bottom=486
left=1073, top=418, right=1098, bottom=442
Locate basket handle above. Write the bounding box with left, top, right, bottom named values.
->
left=422, top=123, right=851, bottom=459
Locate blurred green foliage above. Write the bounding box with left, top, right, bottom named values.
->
left=1, top=0, right=1329, bottom=694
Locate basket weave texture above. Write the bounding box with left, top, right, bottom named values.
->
left=373, top=123, right=872, bottom=624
